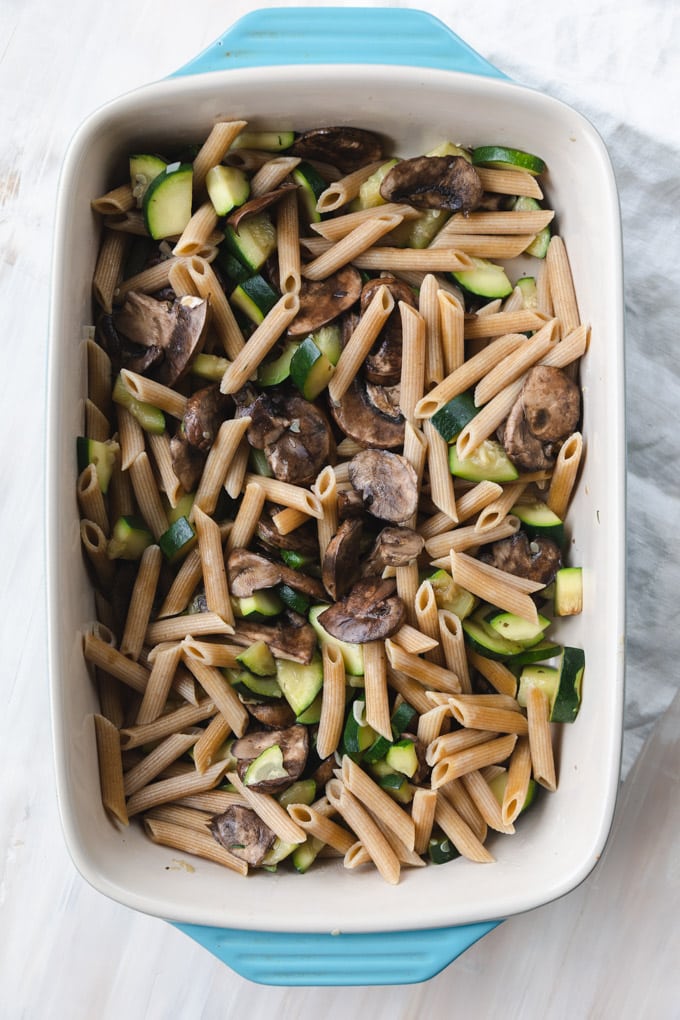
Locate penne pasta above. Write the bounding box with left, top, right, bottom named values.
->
left=194, top=506, right=234, bottom=626
left=119, top=698, right=216, bottom=751
left=316, top=643, right=346, bottom=760
left=77, top=464, right=109, bottom=536
left=225, top=480, right=265, bottom=555
left=91, top=183, right=135, bottom=215
left=526, top=684, right=557, bottom=791
left=437, top=610, right=472, bottom=694
left=313, top=465, right=338, bottom=561
left=385, top=639, right=461, bottom=694
left=173, top=201, right=220, bottom=257
left=120, top=544, right=162, bottom=660
left=126, top=759, right=229, bottom=817
left=220, top=292, right=300, bottom=393
left=186, top=255, right=245, bottom=360
left=362, top=639, right=392, bottom=741
left=120, top=369, right=187, bottom=419
left=547, top=432, right=583, bottom=519
left=434, top=794, right=494, bottom=863
left=192, top=713, right=233, bottom=775
left=430, top=733, right=518, bottom=787
left=328, top=284, right=394, bottom=403
left=302, top=212, right=404, bottom=281
left=136, top=641, right=183, bottom=726
left=546, top=235, right=580, bottom=335
left=502, top=736, right=533, bottom=825
left=192, top=119, right=248, bottom=194
left=414, top=580, right=446, bottom=666
left=276, top=188, right=302, bottom=295
left=419, top=273, right=445, bottom=388
left=423, top=418, right=458, bottom=522
left=128, top=451, right=168, bottom=540
left=123, top=730, right=200, bottom=797
left=460, top=770, right=515, bottom=834
left=183, top=657, right=249, bottom=737
left=473, top=318, right=560, bottom=407
left=243, top=473, right=322, bottom=519
left=449, top=549, right=542, bottom=624
left=466, top=649, right=518, bottom=698
left=399, top=303, right=426, bottom=425
left=250, top=155, right=301, bottom=196
left=143, top=817, right=248, bottom=875
left=315, top=160, right=386, bottom=213
left=92, top=229, right=128, bottom=313
left=93, top=714, right=128, bottom=826
left=227, top=771, right=307, bottom=845
left=326, top=778, right=401, bottom=885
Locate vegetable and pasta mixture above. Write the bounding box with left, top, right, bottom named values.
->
left=80, top=122, right=587, bottom=883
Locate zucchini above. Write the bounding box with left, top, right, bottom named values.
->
left=518, top=646, right=584, bottom=723
left=230, top=274, right=278, bottom=326
left=512, top=499, right=565, bottom=546
left=112, top=373, right=165, bottom=434
left=280, top=549, right=316, bottom=571
left=248, top=447, right=274, bottom=478
left=276, top=582, right=311, bottom=616
left=276, top=653, right=324, bottom=716
left=516, top=276, right=538, bottom=309
left=129, top=153, right=167, bottom=205
left=554, top=567, right=583, bottom=616
left=166, top=490, right=194, bottom=525
left=142, top=161, right=193, bottom=240
left=76, top=437, right=119, bottom=494
left=292, top=161, right=327, bottom=224
left=385, top=739, right=419, bottom=778
left=296, top=692, right=322, bottom=725
left=484, top=608, right=551, bottom=646
left=428, top=569, right=477, bottom=619
left=309, top=604, right=364, bottom=676
left=205, top=164, right=250, bottom=216
left=233, top=589, right=284, bottom=619
left=292, top=835, right=325, bottom=873
left=159, top=516, right=196, bottom=564
left=289, top=336, right=335, bottom=400
left=261, top=837, right=298, bottom=867
left=471, top=145, right=546, bottom=176
left=342, top=705, right=377, bottom=757
left=257, top=339, right=300, bottom=387
left=229, top=668, right=283, bottom=699
left=277, top=778, right=317, bottom=809
left=352, top=158, right=399, bottom=210
left=513, top=196, right=551, bottom=258
left=462, top=613, right=526, bottom=660
left=449, top=439, right=519, bottom=483
left=191, top=352, right=230, bottom=382
left=309, top=323, right=342, bottom=366
left=452, top=257, right=513, bottom=299
left=406, top=208, right=450, bottom=249
left=425, top=141, right=473, bottom=162
left=431, top=390, right=477, bottom=442
left=230, top=130, right=295, bottom=152
left=488, top=770, right=537, bottom=814
left=224, top=211, right=277, bottom=272
left=214, top=247, right=253, bottom=285
left=428, top=836, right=461, bottom=864
left=236, top=640, right=277, bottom=677
left=244, top=744, right=288, bottom=787
left=107, top=515, right=153, bottom=560
left=362, top=700, right=417, bottom=764
left=505, top=638, right=563, bottom=668
left=370, top=762, right=413, bottom=804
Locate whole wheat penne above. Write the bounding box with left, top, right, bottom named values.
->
left=395, top=562, right=420, bottom=628
left=547, top=235, right=580, bottom=334
left=372, top=816, right=426, bottom=868
left=547, top=432, right=583, bottom=519
left=439, top=779, right=488, bottom=844
left=466, top=649, right=518, bottom=698
left=128, top=451, right=168, bottom=540
left=418, top=273, right=445, bottom=387
left=430, top=733, right=518, bottom=787
left=447, top=697, right=529, bottom=735
left=450, top=549, right=541, bottom=624
left=181, top=638, right=241, bottom=669
left=192, top=417, right=252, bottom=518
left=91, top=183, right=135, bottom=215
left=437, top=610, right=472, bottom=694
left=423, top=418, right=458, bottom=522
left=526, top=684, right=557, bottom=791
left=103, top=210, right=148, bottom=236
left=243, top=473, right=322, bottom=518
left=437, top=289, right=465, bottom=376
left=126, top=759, right=229, bottom=817
left=146, top=431, right=182, bottom=507
left=84, top=631, right=149, bottom=694
left=146, top=612, right=234, bottom=645
left=399, top=303, right=426, bottom=424
left=277, top=188, right=302, bottom=294
left=475, top=487, right=526, bottom=533
left=328, top=284, right=394, bottom=403
left=427, top=727, right=498, bottom=766
left=168, top=257, right=201, bottom=298
left=271, top=506, right=312, bottom=534
left=123, top=730, right=200, bottom=797
left=143, top=817, right=248, bottom=875
left=386, top=666, right=434, bottom=715
left=434, top=794, right=494, bottom=863
left=186, top=255, right=245, bottom=360
left=392, top=624, right=439, bottom=655
left=536, top=258, right=553, bottom=316
left=460, top=769, right=515, bottom=834
left=417, top=703, right=453, bottom=746
left=414, top=581, right=445, bottom=666
left=385, top=639, right=461, bottom=694
left=84, top=397, right=111, bottom=442
left=192, top=713, right=233, bottom=775
left=108, top=456, right=135, bottom=524
left=183, top=657, right=249, bottom=737
left=220, top=292, right=300, bottom=393
left=80, top=519, right=115, bottom=589
left=425, top=515, right=521, bottom=558
left=316, top=643, right=346, bottom=760
left=114, top=258, right=177, bottom=303
left=411, top=788, right=438, bottom=856
left=313, top=465, right=338, bottom=561
left=315, top=160, right=386, bottom=213
left=465, top=308, right=550, bottom=341
left=402, top=423, right=428, bottom=528
left=287, top=804, right=355, bottom=855
left=224, top=440, right=250, bottom=499
left=302, top=212, right=403, bottom=281
left=120, top=698, right=216, bottom=750
left=77, top=464, right=109, bottom=536
left=362, top=640, right=391, bottom=741
left=473, top=318, right=560, bottom=406
left=326, top=779, right=400, bottom=885
left=502, top=736, right=533, bottom=825
left=455, top=376, right=525, bottom=460
left=93, top=229, right=128, bottom=313
left=173, top=201, right=220, bottom=257
left=349, top=247, right=474, bottom=273
left=440, top=209, right=554, bottom=237
left=228, top=771, right=307, bottom=845
left=225, top=480, right=266, bottom=555
left=157, top=548, right=203, bottom=618
left=342, top=757, right=416, bottom=851
left=145, top=804, right=214, bottom=833
left=136, top=641, right=184, bottom=725
left=93, top=714, right=128, bottom=826
left=116, top=404, right=145, bottom=470
left=249, top=155, right=301, bottom=196
left=193, top=506, right=233, bottom=626
left=475, top=166, right=543, bottom=199
left=414, top=333, right=526, bottom=419
left=441, top=234, right=539, bottom=259
left=192, top=120, right=248, bottom=193
left=120, top=544, right=163, bottom=660
left=120, top=369, right=188, bottom=420
left=175, top=789, right=247, bottom=814
left=312, top=202, right=419, bottom=240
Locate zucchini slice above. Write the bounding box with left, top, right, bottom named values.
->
left=233, top=589, right=284, bottom=619
left=292, top=161, right=327, bottom=224
left=289, top=336, right=335, bottom=400
left=309, top=322, right=342, bottom=366
left=462, top=613, right=526, bottom=660
left=224, top=211, right=277, bottom=272
left=505, top=638, right=563, bottom=668
left=352, top=158, right=399, bottom=210
left=512, top=499, right=565, bottom=546
left=244, top=745, right=288, bottom=787
left=112, top=373, right=166, bottom=434
left=159, top=516, right=196, bottom=564
left=488, top=770, right=537, bottom=814
left=107, top=515, right=153, bottom=561
left=309, top=604, right=364, bottom=676
left=191, top=352, right=230, bottom=382
left=230, top=273, right=278, bottom=326
left=276, top=653, right=324, bottom=717
left=129, top=153, right=167, bottom=205
left=513, top=196, right=551, bottom=258
left=449, top=439, right=519, bottom=483
left=236, top=640, right=277, bottom=677
left=554, top=567, right=583, bottom=616
left=452, top=256, right=513, bottom=299
left=517, top=647, right=584, bottom=723
left=76, top=437, right=119, bottom=494
left=277, top=778, right=317, bottom=809
left=428, top=836, right=461, bottom=864
left=342, top=703, right=377, bottom=756
left=143, top=161, right=193, bottom=240
left=471, top=145, right=546, bottom=176
left=230, top=130, right=296, bottom=152
left=516, top=276, right=538, bottom=309
left=257, top=339, right=301, bottom=387
left=430, top=390, right=477, bottom=442
left=428, top=569, right=477, bottom=619
left=229, top=668, right=283, bottom=699
left=385, top=739, right=419, bottom=778
left=206, top=164, right=250, bottom=216
left=485, top=608, right=551, bottom=646
left=276, top=582, right=311, bottom=616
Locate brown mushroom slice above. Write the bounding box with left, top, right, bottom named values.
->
left=478, top=532, right=562, bottom=586
left=328, top=377, right=405, bottom=450
left=287, top=265, right=362, bottom=337
left=363, top=526, right=425, bottom=576
left=521, top=366, right=581, bottom=442
left=113, top=292, right=209, bottom=386
left=245, top=699, right=297, bottom=730
left=97, top=312, right=164, bottom=375
left=361, top=277, right=416, bottom=385
left=226, top=182, right=298, bottom=232
left=318, top=577, right=405, bottom=643
left=290, top=126, right=384, bottom=174
left=182, top=384, right=234, bottom=452
left=209, top=805, right=276, bottom=866
left=337, top=489, right=366, bottom=520
left=169, top=432, right=206, bottom=492
left=364, top=382, right=402, bottom=420
left=256, top=507, right=320, bottom=556
left=503, top=397, right=555, bottom=473
left=322, top=518, right=364, bottom=600
left=231, top=724, right=309, bottom=794
left=232, top=611, right=318, bottom=664
left=379, top=155, right=483, bottom=213
left=348, top=450, right=418, bottom=524
left=227, top=548, right=326, bottom=601
left=247, top=392, right=335, bottom=487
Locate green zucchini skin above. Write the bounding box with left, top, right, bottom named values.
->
left=142, top=162, right=193, bottom=240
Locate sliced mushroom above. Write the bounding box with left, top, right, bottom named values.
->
left=169, top=432, right=206, bottom=492
left=244, top=699, right=297, bottom=729
left=478, top=532, right=562, bottom=585
left=287, top=265, right=362, bottom=337
left=291, top=126, right=383, bottom=174
left=503, top=398, right=555, bottom=472
left=226, top=182, right=298, bottom=232
left=379, top=155, right=483, bottom=213
left=247, top=391, right=335, bottom=487
left=364, top=382, right=402, bottom=420
left=360, top=276, right=416, bottom=385
left=337, top=489, right=367, bottom=520
left=521, top=366, right=581, bottom=442
left=209, top=805, right=276, bottom=866
left=97, top=313, right=164, bottom=375
left=318, top=577, right=405, bottom=643
left=232, top=610, right=318, bottom=664
left=348, top=449, right=418, bottom=524
left=362, top=526, right=425, bottom=576
left=227, top=548, right=326, bottom=601
left=113, top=292, right=209, bottom=386
left=256, top=506, right=320, bottom=556
left=322, top=518, right=364, bottom=600
left=328, top=377, right=405, bottom=449
left=231, top=724, right=309, bottom=794
left=182, top=384, right=234, bottom=452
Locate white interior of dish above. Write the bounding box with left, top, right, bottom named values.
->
left=47, top=63, right=625, bottom=932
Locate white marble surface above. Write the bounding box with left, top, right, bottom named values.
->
left=1, top=1, right=679, bottom=1016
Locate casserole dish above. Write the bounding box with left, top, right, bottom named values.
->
left=47, top=7, right=625, bottom=985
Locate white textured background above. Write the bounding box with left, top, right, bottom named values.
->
left=1, top=1, right=678, bottom=1016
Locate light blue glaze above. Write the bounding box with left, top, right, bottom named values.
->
left=169, top=7, right=506, bottom=986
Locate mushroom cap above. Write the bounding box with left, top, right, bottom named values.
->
left=503, top=397, right=555, bottom=472
left=243, top=699, right=297, bottom=729
left=256, top=506, right=320, bottom=556
left=247, top=391, right=335, bottom=487
left=227, top=548, right=326, bottom=601
left=348, top=449, right=419, bottom=524
left=478, top=532, right=562, bottom=586
left=362, top=526, right=425, bottom=575
left=209, top=805, right=276, bottom=865
left=169, top=431, right=206, bottom=492
left=321, top=518, right=364, bottom=600
left=522, top=366, right=581, bottom=442
left=182, top=384, right=234, bottom=452
left=318, top=577, right=406, bottom=643
left=232, top=610, right=318, bottom=664
left=113, top=292, right=209, bottom=387
left=287, top=265, right=363, bottom=337
left=226, top=182, right=298, bottom=232
left=231, top=724, right=309, bottom=794
left=328, top=377, right=405, bottom=449
left=290, top=126, right=384, bottom=174
left=379, top=155, right=483, bottom=213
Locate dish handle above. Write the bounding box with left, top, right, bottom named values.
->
left=171, top=7, right=508, bottom=79
left=172, top=920, right=501, bottom=986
